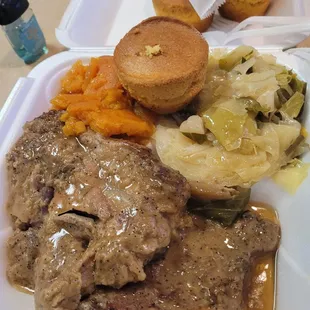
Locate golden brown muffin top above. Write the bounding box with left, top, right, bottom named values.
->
left=114, top=17, right=209, bottom=86
left=153, top=0, right=198, bottom=14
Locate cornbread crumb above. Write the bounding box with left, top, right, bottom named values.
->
left=145, top=45, right=162, bottom=58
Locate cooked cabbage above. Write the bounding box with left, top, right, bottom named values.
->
left=272, top=159, right=310, bottom=194
left=180, top=115, right=206, bottom=144
left=155, top=47, right=308, bottom=198
left=238, top=97, right=270, bottom=114
left=290, top=73, right=307, bottom=94
left=155, top=120, right=301, bottom=199
left=199, top=46, right=306, bottom=117
left=202, top=99, right=248, bottom=151
left=276, top=73, right=292, bottom=86
left=232, top=57, right=256, bottom=75
left=219, top=46, right=255, bottom=71
left=232, top=71, right=279, bottom=111
left=280, top=92, right=304, bottom=118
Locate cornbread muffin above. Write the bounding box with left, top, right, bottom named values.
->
left=152, top=0, right=214, bottom=32
left=219, top=0, right=271, bottom=22
left=114, top=17, right=209, bottom=114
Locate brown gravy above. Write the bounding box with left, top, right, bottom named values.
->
left=13, top=283, right=34, bottom=295
left=247, top=202, right=279, bottom=310
left=10, top=202, right=279, bottom=310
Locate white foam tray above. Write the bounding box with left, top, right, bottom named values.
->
left=1, top=0, right=310, bottom=308
left=0, top=46, right=309, bottom=310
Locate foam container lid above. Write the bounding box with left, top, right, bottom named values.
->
left=56, top=0, right=310, bottom=48
left=0, top=1, right=310, bottom=309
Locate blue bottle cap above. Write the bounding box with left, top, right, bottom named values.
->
left=0, top=0, right=29, bottom=26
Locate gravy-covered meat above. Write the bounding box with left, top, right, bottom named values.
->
left=7, top=228, right=39, bottom=291
left=78, top=212, right=280, bottom=310
left=6, top=111, right=281, bottom=310
left=34, top=214, right=94, bottom=310
left=6, top=111, right=190, bottom=310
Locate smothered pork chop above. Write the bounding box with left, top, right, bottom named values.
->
left=6, top=111, right=190, bottom=309
left=6, top=111, right=280, bottom=310
left=78, top=212, right=280, bottom=310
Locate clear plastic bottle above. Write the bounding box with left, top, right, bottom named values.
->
left=0, top=0, right=48, bottom=64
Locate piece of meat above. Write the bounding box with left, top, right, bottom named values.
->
left=6, top=111, right=190, bottom=310
left=78, top=212, right=280, bottom=310
left=6, top=110, right=280, bottom=310
left=78, top=286, right=158, bottom=310
left=148, top=211, right=280, bottom=310
left=34, top=214, right=95, bottom=310
left=6, top=112, right=62, bottom=227
left=34, top=213, right=96, bottom=309
left=6, top=228, right=39, bottom=291
left=53, top=213, right=95, bottom=240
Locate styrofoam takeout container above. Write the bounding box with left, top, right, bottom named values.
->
left=55, top=0, right=310, bottom=47
left=0, top=1, right=310, bottom=309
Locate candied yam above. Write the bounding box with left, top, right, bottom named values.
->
left=84, top=56, right=121, bottom=97
left=97, top=56, right=122, bottom=89
left=63, top=116, right=87, bottom=136
left=50, top=94, right=98, bottom=110
left=60, top=112, right=70, bottom=122
left=82, top=57, right=100, bottom=92
left=61, top=60, right=87, bottom=94
left=66, top=100, right=102, bottom=125
left=89, top=110, right=154, bottom=137
left=51, top=94, right=71, bottom=110
left=67, top=100, right=101, bottom=116
left=84, top=74, right=108, bottom=99
left=100, top=89, right=132, bottom=110
left=51, top=57, right=154, bottom=143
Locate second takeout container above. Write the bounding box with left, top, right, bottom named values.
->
left=0, top=1, right=310, bottom=309
left=55, top=0, right=310, bottom=47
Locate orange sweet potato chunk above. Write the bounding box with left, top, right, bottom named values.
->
left=51, top=94, right=99, bottom=110
left=100, top=89, right=132, bottom=110
left=82, top=57, right=100, bottom=92
left=67, top=100, right=101, bottom=124
left=84, top=74, right=108, bottom=99
left=62, top=116, right=87, bottom=136
left=61, top=60, right=86, bottom=94
left=84, top=56, right=121, bottom=97
left=60, top=112, right=69, bottom=122
left=89, top=110, right=154, bottom=137
left=52, top=56, right=155, bottom=141
left=67, top=100, right=101, bottom=116
left=97, top=56, right=122, bottom=89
